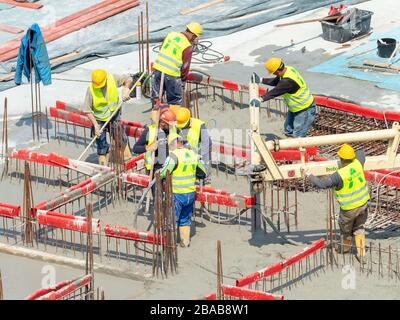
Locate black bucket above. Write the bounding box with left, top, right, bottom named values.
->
left=377, top=38, right=397, bottom=58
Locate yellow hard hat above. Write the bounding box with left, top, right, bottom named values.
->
left=92, top=69, right=107, bottom=89
left=186, top=22, right=203, bottom=37
left=169, top=105, right=180, bottom=115
left=175, top=107, right=191, bottom=129
left=337, top=144, right=355, bottom=160
left=168, top=132, right=182, bottom=145
left=264, top=57, right=283, bottom=74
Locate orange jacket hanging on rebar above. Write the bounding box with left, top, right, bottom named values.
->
left=89, top=74, right=119, bottom=121
left=153, top=32, right=191, bottom=77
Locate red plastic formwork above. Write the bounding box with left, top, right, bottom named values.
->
left=314, top=96, right=400, bottom=121
left=123, top=172, right=149, bottom=188
left=0, top=202, right=20, bottom=218
left=36, top=210, right=100, bottom=234
left=104, top=224, right=164, bottom=244
left=364, top=170, right=400, bottom=189
left=221, top=285, right=284, bottom=300
left=125, top=154, right=145, bottom=171
left=50, top=107, right=92, bottom=128
left=8, top=150, right=69, bottom=167
left=26, top=275, right=92, bottom=300
left=235, top=238, right=325, bottom=288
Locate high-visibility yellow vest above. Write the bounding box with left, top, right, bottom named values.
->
left=281, top=66, right=314, bottom=113
left=333, top=159, right=370, bottom=211
left=89, top=74, right=120, bottom=121
left=144, top=124, right=177, bottom=170
left=153, top=32, right=191, bottom=77
left=183, top=118, right=205, bottom=150
left=171, top=148, right=198, bottom=194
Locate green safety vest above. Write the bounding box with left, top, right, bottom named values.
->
left=333, top=159, right=370, bottom=211
left=171, top=147, right=199, bottom=194
left=89, top=74, right=120, bottom=121
left=184, top=118, right=205, bottom=151
left=281, top=66, right=314, bottom=113
left=153, top=32, right=191, bottom=77
left=144, top=124, right=177, bottom=170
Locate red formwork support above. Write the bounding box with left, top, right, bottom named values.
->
left=104, top=225, right=164, bottom=244
left=365, top=170, right=400, bottom=189
left=314, top=96, right=400, bottom=122
left=0, top=0, right=141, bottom=62
left=123, top=172, right=149, bottom=188
left=27, top=275, right=92, bottom=300
left=221, top=285, right=285, bottom=300
left=26, top=280, right=71, bottom=300
left=235, top=238, right=325, bottom=288
left=8, top=150, right=66, bottom=168
left=0, top=203, right=20, bottom=218
left=50, top=107, right=92, bottom=128
left=125, top=154, right=145, bottom=171
left=36, top=210, right=100, bottom=234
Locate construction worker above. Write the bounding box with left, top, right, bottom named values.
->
left=132, top=108, right=177, bottom=173
left=172, top=107, right=212, bottom=183
left=250, top=58, right=316, bottom=138
left=85, top=69, right=133, bottom=165
left=303, top=144, right=370, bottom=259
left=152, top=22, right=203, bottom=106
left=159, top=132, right=207, bottom=247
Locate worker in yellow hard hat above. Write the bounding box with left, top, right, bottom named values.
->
left=250, top=58, right=316, bottom=138
left=159, top=132, right=207, bottom=247
left=85, top=69, right=133, bottom=165
left=132, top=107, right=178, bottom=174
left=173, top=107, right=212, bottom=184
left=152, top=22, right=203, bottom=107
left=303, top=144, right=370, bottom=260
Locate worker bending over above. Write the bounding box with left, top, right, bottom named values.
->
left=250, top=58, right=316, bottom=138
left=152, top=22, right=203, bottom=106
left=172, top=107, right=212, bottom=183
left=85, top=69, right=133, bottom=165
left=160, top=133, right=207, bottom=248
left=303, top=144, right=369, bottom=259
left=132, top=108, right=177, bottom=173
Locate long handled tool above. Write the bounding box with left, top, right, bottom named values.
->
left=77, top=72, right=146, bottom=161
left=145, top=72, right=165, bottom=213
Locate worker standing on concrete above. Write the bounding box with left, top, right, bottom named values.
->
left=132, top=108, right=177, bottom=173
left=152, top=22, right=203, bottom=106
left=160, top=133, right=207, bottom=247
left=85, top=69, right=133, bottom=165
left=250, top=58, right=316, bottom=138
left=172, top=107, right=212, bottom=183
left=303, top=144, right=370, bottom=259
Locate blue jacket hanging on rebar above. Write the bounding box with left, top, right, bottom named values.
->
left=14, top=23, right=52, bottom=86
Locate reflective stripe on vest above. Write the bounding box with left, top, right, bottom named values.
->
left=153, top=32, right=191, bottom=77
left=89, top=74, right=120, bottom=121
left=183, top=118, right=205, bottom=151
left=282, top=66, right=314, bottom=113
left=171, top=148, right=198, bottom=194
left=144, top=124, right=157, bottom=170
left=144, top=125, right=177, bottom=170
left=333, top=159, right=370, bottom=211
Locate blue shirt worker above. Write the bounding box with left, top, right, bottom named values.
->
left=303, top=144, right=370, bottom=259
left=250, top=58, right=316, bottom=138
left=160, top=133, right=207, bottom=248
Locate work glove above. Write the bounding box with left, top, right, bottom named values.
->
left=301, top=167, right=311, bottom=178
left=122, top=86, right=131, bottom=102
left=251, top=72, right=261, bottom=84
left=250, top=98, right=262, bottom=108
